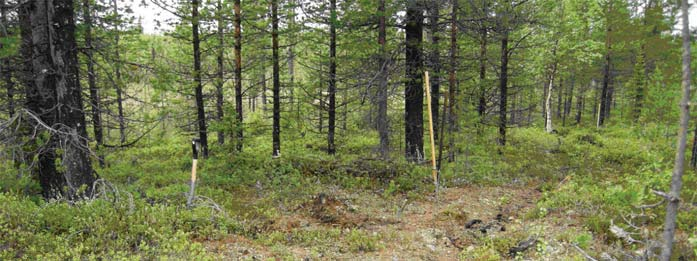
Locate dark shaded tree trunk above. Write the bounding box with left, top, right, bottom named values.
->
left=112, top=0, right=126, bottom=144
left=234, top=0, right=243, bottom=151
left=191, top=0, right=208, bottom=157
left=261, top=72, right=267, bottom=112
left=215, top=0, right=225, bottom=145
left=563, top=77, right=574, bottom=126
left=376, top=0, right=389, bottom=159
left=477, top=2, right=488, bottom=123
left=83, top=0, right=104, bottom=167
left=575, top=84, right=584, bottom=125
left=447, top=0, right=457, bottom=162
left=661, top=1, right=691, bottom=258
left=556, top=78, right=563, bottom=119
left=599, top=17, right=612, bottom=127
left=690, top=127, right=697, bottom=169
left=318, top=67, right=323, bottom=134
left=327, top=0, right=337, bottom=155
left=30, top=0, right=95, bottom=199
left=1, top=0, right=14, bottom=117
left=428, top=1, right=441, bottom=141
left=510, top=89, right=516, bottom=125
left=405, top=0, right=424, bottom=162
left=271, top=0, right=281, bottom=158
left=498, top=31, right=509, bottom=146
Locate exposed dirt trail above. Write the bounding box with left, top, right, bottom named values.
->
left=200, top=184, right=596, bottom=260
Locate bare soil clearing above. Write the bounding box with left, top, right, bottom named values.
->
left=202, top=184, right=599, bottom=260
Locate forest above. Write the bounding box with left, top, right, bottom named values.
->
left=0, top=0, right=696, bottom=259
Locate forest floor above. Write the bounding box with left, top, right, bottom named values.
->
left=200, top=183, right=597, bottom=260
left=2, top=126, right=696, bottom=260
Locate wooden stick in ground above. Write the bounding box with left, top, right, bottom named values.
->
left=425, top=72, right=438, bottom=188
left=187, top=139, right=199, bottom=207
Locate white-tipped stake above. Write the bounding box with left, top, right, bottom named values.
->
left=187, top=139, right=200, bottom=207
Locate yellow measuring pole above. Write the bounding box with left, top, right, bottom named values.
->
left=424, top=72, right=438, bottom=188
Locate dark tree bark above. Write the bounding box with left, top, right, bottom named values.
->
left=0, top=0, right=14, bottom=117
left=271, top=0, right=281, bottom=158
left=261, top=72, right=267, bottom=112
left=690, top=127, right=697, bottom=169
left=112, top=0, right=126, bottom=144
left=598, top=8, right=612, bottom=127
left=498, top=30, right=509, bottom=146
left=327, top=0, right=337, bottom=155
left=447, top=0, right=457, bottom=162
left=661, top=0, right=691, bottom=258
left=556, top=78, right=563, bottom=119
left=215, top=0, right=225, bottom=145
left=563, top=77, right=574, bottom=126
left=428, top=1, right=441, bottom=141
left=83, top=0, right=104, bottom=167
left=29, top=0, right=95, bottom=199
left=575, top=84, right=584, bottom=125
left=234, top=0, right=243, bottom=151
left=404, top=0, right=424, bottom=161
left=318, top=62, right=323, bottom=134
left=191, top=0, right=208, bottom=157
left=376, top=0, right=389, bottom=159
left=478, top=20, right=487, bottom=122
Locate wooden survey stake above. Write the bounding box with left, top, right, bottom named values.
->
left=187, top=139, right=200, bottom=207
left=424, top=72, right=438, bottom=188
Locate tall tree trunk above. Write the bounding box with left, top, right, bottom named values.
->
left=563, top=76, right=574, bottom=126
left=545, top=75, right=555, bottom=133
left=405, top=0, right=424, bottom=161
left=261, top=72, right=267, bottom=112
left=0, top=0, right=13, bottom=117
left=478, top=30, right=487, bottom=122
left=83, top=0, right=104, bottom=167
left=376, top=0, right=389, bottom=159
left=599, top=11, right=612, bottom=127
left=191, top=0, right=208, bottom=157
left=690, top=126, right=697, bottom=169
left=556, top=78, right=563, bottom=119
left=234, top=0, right=243, bottom=151
left=447, top=0, right=457, bottom=162
left=30, top=0, right=95, bottom=199
left=477, top=3, right=488, bottom=123
left=318, top=60, right=323, bottom=134
left=271, top=0, right=281, bottom=158
left=575, top=84, right=584, bottom=125
left=544, top=41, right=558, bottom=134
left=428, top=1, right=441, bottom=141
left=498, top=30, right=508, bottom=146
left=287, top=0, right=298, bottom=129
left=661, top=0, right=691, bottom=259
left=327, top=0, right=337, bottom=155
left=215, top=0, right=225, bottom=145
left=112, top=0, right=126, bottom=144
